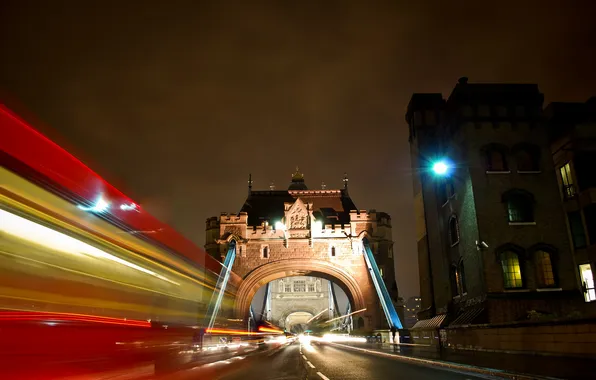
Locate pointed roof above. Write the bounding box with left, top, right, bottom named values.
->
left=289, top=166, right=308, bottom=190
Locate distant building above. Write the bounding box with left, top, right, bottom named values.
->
left=405, top=296, right=421, bottom=328
left=407, top=77, right=586, bottom=333
left=545, top=97, right=596, bottom=311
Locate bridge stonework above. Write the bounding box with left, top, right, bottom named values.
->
left=205, top=172, right=397, bottom=331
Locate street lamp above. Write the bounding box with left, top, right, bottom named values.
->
left=431, top=159, right=451, bottom=176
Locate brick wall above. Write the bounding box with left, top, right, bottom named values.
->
left=445, top=319, right=596, bottom=356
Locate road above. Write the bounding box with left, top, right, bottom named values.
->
left=187, top=340, right=493, bottom=380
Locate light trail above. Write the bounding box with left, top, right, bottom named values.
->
left=324, top=308, right=366, bottom=324
left=306, top=309, right=328, bottom=324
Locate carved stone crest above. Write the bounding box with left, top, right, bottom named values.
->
left=290, top=210, right=307, bottom=229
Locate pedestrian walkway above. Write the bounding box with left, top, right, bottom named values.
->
left=343, top=342, right=595, bottom=379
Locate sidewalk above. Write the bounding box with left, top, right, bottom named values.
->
left=340, top=342, right=595, bottom=379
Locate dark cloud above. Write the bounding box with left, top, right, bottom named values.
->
left=1, top=0, right=595, bottom=298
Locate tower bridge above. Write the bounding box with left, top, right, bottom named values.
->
left=205, top=169, right=402, bottom=331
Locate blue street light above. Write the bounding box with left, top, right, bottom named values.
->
left=432, top=160, right=451, bottom=176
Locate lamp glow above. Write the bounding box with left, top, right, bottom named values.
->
left=275, top=221, right=286, bottom=231
left=432, top=161, right=449, bottom=175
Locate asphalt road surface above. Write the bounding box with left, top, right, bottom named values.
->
left=193, top=340, right=494, bottom=380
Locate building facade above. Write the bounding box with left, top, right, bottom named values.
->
left=407, top=78, right=586, bottom=333
left=205, top=170, right=399, bottom=331
left=546, top=98, right=596, bottom=310
left=404, top=296, right=421, bottom=328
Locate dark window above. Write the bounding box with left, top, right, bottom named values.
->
left=482, top=144, right=508, bottom=171
left=357, top=317, right=365, bottom=329
left=239, top=246, right=243, bottom=256
left=513, top=143, right=540, bottom=172
left=262, top=246, right=269, bottom=258
left=450, top=265, right=459, bottom=298
left=568, top=211, right=587, bottom=249
left=500, top=251, right=523, bottom=289
left=449, top=216, right=460, bottom=246
left=584, top=205, right=596, bottom=245
left=535, top=250, right=556, bottom=288
left=458, top=260, right=467, bottom=294
left=502, top=189, right=534, bottom=223
left=331, top=246, right=336, bottom=257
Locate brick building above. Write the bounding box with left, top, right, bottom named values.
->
left=546, top=97, right=596, bottom=310
left=205, top=169, right=399, bottom=330
left=407, top=78, right=587, bottom=336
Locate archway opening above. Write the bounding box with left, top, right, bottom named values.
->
left=248, top=274, right=354, bottom=334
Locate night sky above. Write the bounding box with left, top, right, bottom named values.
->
left=1, top=1, right=595, bottom=299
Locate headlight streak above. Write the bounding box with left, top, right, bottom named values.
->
left=0, top=209, right=179, bottom=286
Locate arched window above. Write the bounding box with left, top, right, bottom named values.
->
left=330, top=246, right=336, bottom=257
left=458, top=260, right=467, bottom=294
left=482, top=144, right=509, bottom=172
left=513, top=143, right=541, bottom=172
left=535, top=250, right=555, bottom=287
left=261, top=245, right=269, bottom=259
left=449, top=215, right=460, bottom=246
left=450, top=265, right=459, bottom=298
left=500, top=251, right=523, bottom=289
left=502, top=189, right=535, bottom=223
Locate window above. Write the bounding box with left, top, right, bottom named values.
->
left=261, top=245, right=269, bottom=259
left=513, top=144, right=540, bottom=172
left=458, top=260, right=467, bottom=294
left=559, top=163, right=575, bottom=198
left=308, top=283, right=316, bottom=292
left=535, top=250, right=555, bottom=287
left=450, top=265, right=459, bottom=298
left=449, top=215, right=459, bottom=246
left=482, top=144, right=508, bottom=172
left=388, top=246, right=393, bottom=259
left=568, top=211, right=587, bottom=249
left=293, top=280, right=306, bottom=292
left=284, top=283, right=292, bottom=292
left=579, top=264, right=595, bottom=302
left=331, top=246, right=336, bottom=257
left=502, top=189, right=534, bottom=223
left=501, top=251, right=523, bottom=289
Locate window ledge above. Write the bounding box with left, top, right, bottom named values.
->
left=537, top=287, right=562, bottom=292
left=504, top=289, right=530, bottom=293
left=508, top=222, right=536, bottom=226
left=517, top=170, right=542, bottom=174
left=450, top=242, right=460, bottom=248
left=486, top=170, right=511, bottom=174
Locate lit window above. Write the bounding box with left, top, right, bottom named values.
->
left=559, top=163, right=575, bottom=198
left=535, top=250, right=555, bottom=287
left=449, top=215, right=459, bottom=246
left=580, top=264, right=595, bottom=302
left=501, top=251, right=523, bottom=289
left=503, top=189, right=534, bottom=223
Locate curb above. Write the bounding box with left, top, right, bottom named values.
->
left=324, top=342, right=562, bottom=380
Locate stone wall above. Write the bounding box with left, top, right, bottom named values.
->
left=444, top=319, right=596, bottom=356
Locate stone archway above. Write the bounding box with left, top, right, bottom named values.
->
left=235, top=258, right=366, bottom=321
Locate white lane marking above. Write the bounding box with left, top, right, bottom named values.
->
left=302, top=355, right=308, bottom=360
left=307, top=361, right=315, bottom=369
left=317, top=372, right=330, bottom=380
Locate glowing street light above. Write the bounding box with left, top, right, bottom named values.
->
left=432, top=160, right=450, bottom=176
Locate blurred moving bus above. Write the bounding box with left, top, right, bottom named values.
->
left=0, top=105, right=242, bottom=377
